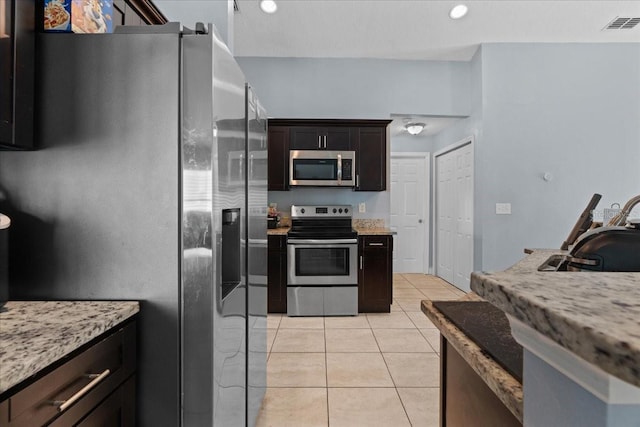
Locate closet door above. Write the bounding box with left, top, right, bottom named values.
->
left=435, top=142, right=473, bottom=292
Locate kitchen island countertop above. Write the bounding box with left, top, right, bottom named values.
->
left=422, top=295, right=523, bottom=422
left=0, top=301, right=139, bottom=396
left=471, top=249, right=640, bottom=388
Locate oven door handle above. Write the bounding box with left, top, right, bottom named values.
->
left=287, top=238, right=358, bottom=245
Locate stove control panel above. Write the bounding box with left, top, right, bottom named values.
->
left=291, top=205, right=353, bottom=218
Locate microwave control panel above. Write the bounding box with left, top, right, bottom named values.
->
left=342, top=159, right=353, bottom=180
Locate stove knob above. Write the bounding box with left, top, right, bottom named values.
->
left=339, top=208, right=343, bottom=213
left=333, top=208, right=337, bottom=213
left=301, top=208, right=305, bottom=214
left=345, top=208, right=349, bottom=214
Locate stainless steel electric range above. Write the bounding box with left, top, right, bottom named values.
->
left=287, top=205, right=358, bottom=316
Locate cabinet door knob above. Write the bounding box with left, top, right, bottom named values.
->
left=418, top=219, right=423, bottom=223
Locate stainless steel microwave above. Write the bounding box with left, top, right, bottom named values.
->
left=289, top=150, right=355, bottom=187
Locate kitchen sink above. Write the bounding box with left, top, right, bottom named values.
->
left=537, top=254, right=570, bottom=271
left=537, top=254, right=598, bottom=272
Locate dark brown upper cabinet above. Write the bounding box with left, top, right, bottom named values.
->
left=352, top=126, right=387, bottom=191
left=0, top=0, right=166, bottom=151
left=290, top=126, right=351, bottom=150
left=1, top=0, right=34, bottom=149
left=113, top=0, right=167, bottom=27
left=267, top=125, right=290, bottom=191
left=267, top=119, right=391, bottom=192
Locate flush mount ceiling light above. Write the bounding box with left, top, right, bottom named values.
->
left=260, top=0, right=278, bottom=14
left=449, top=4, right=468, bottom=19
left=405, top=123, right=426, bottom=135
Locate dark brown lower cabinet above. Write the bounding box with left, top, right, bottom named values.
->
left=268, top=234, right=287, bottom=313
left=74, top=376, right=136, bottom=427
left=358, top=235, right=393, bottom=312
left=441, top=338, right=521, bottom=427
left=0, top=320, right=137, bottom=426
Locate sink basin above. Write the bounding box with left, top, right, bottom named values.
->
left=537, top=254, right=598, bottom=272
left=537, top=254, right=570, bottom=271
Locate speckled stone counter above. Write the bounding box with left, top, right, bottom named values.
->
left=267, top=223, right=395, bottom=235
left=267, top=226, right=289, bottom=235
left=0, top=301, right=139, bottom=395
left=354, top=226, right=395, bottom=235
left=422, top=294, right=523, bottom=422
left=353, top=219, right=393, bottom=235
left=471, top=249, right=640, bottom=388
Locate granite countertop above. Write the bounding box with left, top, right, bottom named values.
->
left=354, top=226, right=395, bottom=235
left=422, top=294, right=523, bottom=422
left=266, top=224, right=395, bottom=235
left=0, top=301, right=140, bottom=395
left=471, top=249, right=640, bottom=388
left=267, top=226, right=289, bottom=235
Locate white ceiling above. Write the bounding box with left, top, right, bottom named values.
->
left=158, top=1, right=640, bottom=135
left=232, top=0, right=640, bottom=61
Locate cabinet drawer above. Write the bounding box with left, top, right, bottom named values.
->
left=5, top=321, right=136, bottom=427
left=360, top=235, right=391, bottom=248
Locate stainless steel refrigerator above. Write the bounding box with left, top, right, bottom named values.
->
left=0, top=23, right=267, bottom=426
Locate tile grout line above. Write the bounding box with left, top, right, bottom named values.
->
left=262, top=274, right=453, bottom=426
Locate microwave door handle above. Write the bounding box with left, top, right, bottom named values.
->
left=337, top=154, right=342, bottom=184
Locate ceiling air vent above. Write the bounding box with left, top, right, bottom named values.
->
left=603, top=17, right=640, bottom=30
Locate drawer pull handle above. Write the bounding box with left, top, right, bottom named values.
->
left=368, top=242, right=384, bottom=246
left=53, top=369, right=111, bottom=412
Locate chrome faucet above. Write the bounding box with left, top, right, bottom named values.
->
left=607, top=194, right=640, bottom=226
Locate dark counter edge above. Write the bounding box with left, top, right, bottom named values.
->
left=421, top=300, right=523, bottom=423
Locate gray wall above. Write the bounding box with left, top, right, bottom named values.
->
left=237, top=57, right=471, bottom=223
left=155, top=0, right=234, bottom=50
left=475, top=43, right=639, bottom=270
left=0, top=33, right=182, bottom=426
left=241, top=44, right=640, bottom=272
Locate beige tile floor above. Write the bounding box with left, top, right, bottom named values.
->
left=256, top=273, right=465, bottom=427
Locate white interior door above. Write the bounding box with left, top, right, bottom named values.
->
left=435, top=140, right=473, bottom=291
left=436, top=154, right=454, bottom=283
left=390, top=154, right=429, bottom=273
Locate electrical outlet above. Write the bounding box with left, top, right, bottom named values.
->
left=359, top=202, right=366, bottom=213
left=496, top=203, right=511, bottom=215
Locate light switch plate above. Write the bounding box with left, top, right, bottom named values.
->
left=496, top=203, right=511, bottom=215
left=359, top=202, right=366, bottom=213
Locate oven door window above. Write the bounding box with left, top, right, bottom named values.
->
left=292, top=159, right=337, bottom=181
left=295, top=247, right=349, bottom=276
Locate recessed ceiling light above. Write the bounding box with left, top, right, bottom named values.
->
left=260, top=0, right=277, bottom=14
left=449, top=4, right=468, bottom=20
